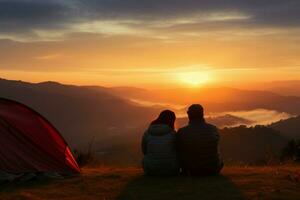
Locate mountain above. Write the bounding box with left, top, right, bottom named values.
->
left=177, top=114, right=253, bottom=129
left=106, top=86, right=300, bottom=115
left=0, top=78, right=158, bottom=148
left=253, top=80, right=300, bottom=97
left=270, top=116, right=300, bottom=139
left=0, top=78, right=291, bottom=165
left=220, top=126, right=287, bottom=164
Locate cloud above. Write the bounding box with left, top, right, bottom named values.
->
left=35, top=54, right=61, bottom=60
left=75, top=0, right=300, bottom=26
left=0, top=0, right=300, bottom=41
left=0, top=1, right=72, bottom=33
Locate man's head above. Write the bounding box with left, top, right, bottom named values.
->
left=187, top=104, right=204, bottom=121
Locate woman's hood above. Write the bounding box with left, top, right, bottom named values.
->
left=148, top=124, right=173, bottom=136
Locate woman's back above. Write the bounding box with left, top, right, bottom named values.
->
left=142, top=124, right=179, bottom=175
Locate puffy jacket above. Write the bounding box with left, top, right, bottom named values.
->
left=142, top=124, right=179, bottom=175
left=177, top=119, right=222, bottom=175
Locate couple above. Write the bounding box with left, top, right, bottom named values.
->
left=142, top=104, right=223, bottom=176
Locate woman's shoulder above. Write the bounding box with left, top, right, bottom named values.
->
left=147, top=124, right=175, bottom=136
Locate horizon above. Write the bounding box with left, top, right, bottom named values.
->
left=0, top=1, right=300, bottom=88
left=2, top=76, right=300, bottom=91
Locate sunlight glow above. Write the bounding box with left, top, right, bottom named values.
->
left=176, top=71, right=212, bottom=87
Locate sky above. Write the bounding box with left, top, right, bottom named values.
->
left=0, top=0, right=300, bottom=88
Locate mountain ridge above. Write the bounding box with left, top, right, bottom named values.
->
left=271, top=116, right=300, bottom=139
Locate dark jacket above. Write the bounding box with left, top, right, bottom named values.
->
left=142, top=124, right=179, bottom=175
left=177, top=119, right=222, bottom=175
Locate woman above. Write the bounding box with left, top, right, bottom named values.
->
left=141, top=110, right=179, bottom=176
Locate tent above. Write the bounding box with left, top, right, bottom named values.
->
left=0, top=98, right=80, bottom=176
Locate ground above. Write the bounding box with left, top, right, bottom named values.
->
left=0, top=166, right=300, bottom=200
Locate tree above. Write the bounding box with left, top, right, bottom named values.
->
left=281, top=139, right=300, bottom=162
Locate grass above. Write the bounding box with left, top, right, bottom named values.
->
left=0, top=166, right=299, bottom=200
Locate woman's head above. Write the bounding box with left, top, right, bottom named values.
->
left=151, top=110, right=176, bottom=129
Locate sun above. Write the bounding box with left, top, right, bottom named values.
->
left=177, top=71, right=212, bottom=87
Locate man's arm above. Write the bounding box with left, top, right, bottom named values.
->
left=211, top=125, right=220, bottom=141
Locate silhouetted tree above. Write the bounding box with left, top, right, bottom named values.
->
left=281, top=139, right=300, bottom=162
left=220, top=125, right=287, bottom=165
left=295, top=142, right=300, bottom=162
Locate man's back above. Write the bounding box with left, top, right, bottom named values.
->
left=177, top=120, right=222, bottom=175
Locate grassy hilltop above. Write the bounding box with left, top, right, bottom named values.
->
left=1, top=166, right=300, bottom=200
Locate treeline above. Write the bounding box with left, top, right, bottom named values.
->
left=220, top=125, right=287, bottom=165
left=281, top=139, right=300, bottom=162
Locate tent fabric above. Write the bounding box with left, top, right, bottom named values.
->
left=0, top=98, right=80, bottom=174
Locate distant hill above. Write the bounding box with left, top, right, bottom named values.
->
left=0, top=78, right=158, bottom=148
left=220, top=126, right=287, bottom=164
left=106, top=86, right=300, bottom=115
left=177, top=114, right=253, bottom=129
left=270, top=116, right=300, bottom=139
left=254, top=80, right=300, bottom=97
left=0, top=78, right=291, bottom=164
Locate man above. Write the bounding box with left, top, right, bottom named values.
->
left=177, top=104, right=223, bottom=176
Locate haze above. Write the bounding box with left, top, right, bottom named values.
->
left=0, top=0, right=300, bottom=88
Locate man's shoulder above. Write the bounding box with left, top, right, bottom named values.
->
left=177, top=125, right=190, bottom=134
left=204, top=123, right=220, bottom=139
left=178, top=123, right=218, bottom=131
left=204, top=123, right=218, bottom=131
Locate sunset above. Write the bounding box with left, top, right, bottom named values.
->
left=1, top=1, right=300, bottom=200
left=1, top=0, right=300, bottom=87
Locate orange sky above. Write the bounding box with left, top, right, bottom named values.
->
left=0, top=1, right=300, bottom=88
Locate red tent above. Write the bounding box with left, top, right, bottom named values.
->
left=0, top=98, right=80, bottom=174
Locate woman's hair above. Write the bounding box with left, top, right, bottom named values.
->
left=151, top=110, right=176, bottom=130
